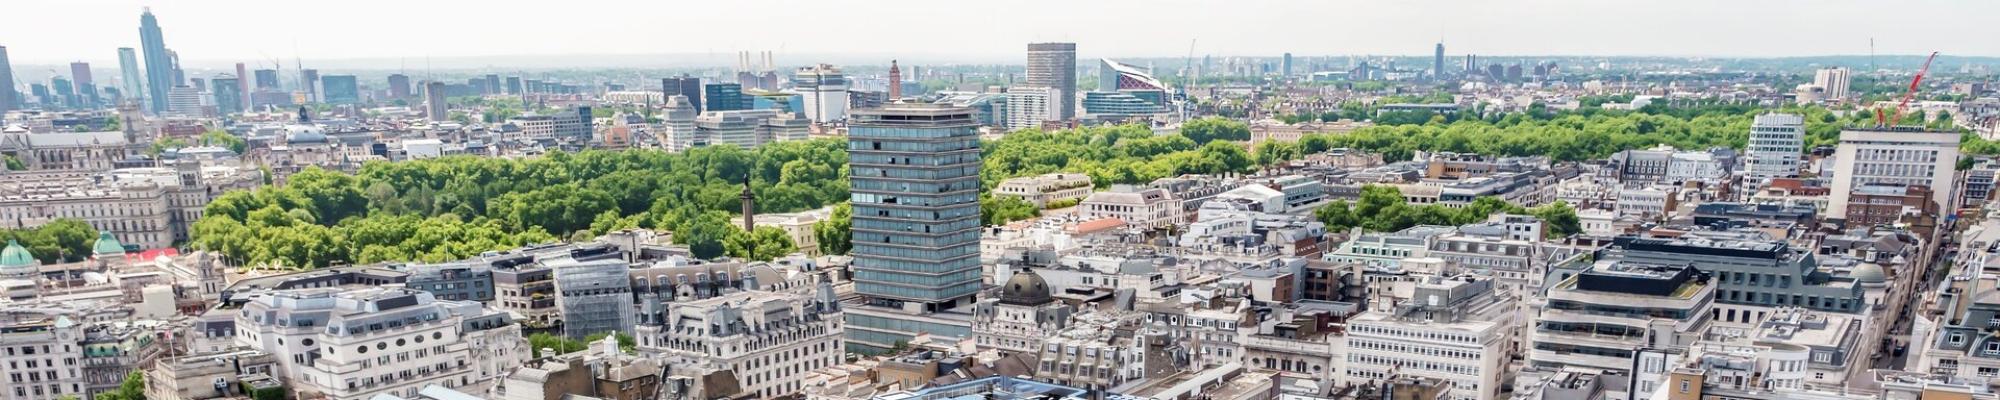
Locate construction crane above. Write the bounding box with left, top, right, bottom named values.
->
left=1878, top=51, right=1938, bottom=127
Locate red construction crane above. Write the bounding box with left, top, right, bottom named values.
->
left=1878, top=51, right=1939, bottom=127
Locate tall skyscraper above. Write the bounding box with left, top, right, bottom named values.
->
left=70, top=62, right=97, bottom=108
left=320, top=75, right=358, bottom=104
left=51, top=77, right=76, bottom=108
left=253, top=69, right=280, bottom=90
left=168, top=49, right=184, bottom=86
left=301, top=69, right=320, bottom=101
left=1743, top=113, right=1805, bottom=190
left=1025, top=43, right=1076, bottom=120
left=138, top=8, right=175, bottom=113
left=661, top=75, right=702, bottom=112
left=843, top=103, right=982, bottom=352
left=210, top=74, right=243, bottom=115
left=1434, top=43, right=1446, bottom=78
left=1282, top=52, right=1293, bottom=77
left=887, top=60, right=903, bottom=99
left=1813, top=67, right=1852, bottom=103
left=423, top=81, right=448, bottom=122
left=387, top=74, right=411, bottom=99
left=233, top=62, right=249, bottom=112
left=117, top=48, right=142, bottom=102
left=0, top=46, right=16, bottom=113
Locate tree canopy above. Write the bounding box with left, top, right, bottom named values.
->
left=193, top=140, right=846, bottom=268
left=0, top=219, right=96, bottom=264
left=1315, top=185, right=1581, bottom=238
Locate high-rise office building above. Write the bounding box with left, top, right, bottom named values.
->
left=1025, top=42, right=1076, bottom=120
left=51, top=77, right=76, bottom=108
left=1005, top=86, right=1057, bottom=131
left=0, top=46, right=16, bottom=113
left=1827, top=128, right=1961, bottom=219
left=843, top=103, right=982, bottom=352
left=424, top=81, right=448, bottom=122
left=168, top=49, right=184, bottom=86
left=1434, top=43, right=1446, bottom=78
left=660, top=95, right=700, bottom=151
left=138, top=9, right=175, bottom=113
left=1743, top=113, right=1805, bottom=190
left=386, top=74, right=411, bottom=99
left=233, top=62, right=249, bottom=111
left=702, top=83, right=751, bottom=112
left=69, top=62, right=96, bottom=107
left=300, top=69, right=320, bottom=101
left=209, top=74, right=242, bottom=115
left=1814, top=67, right=1852, bottom=103
left=252, top=69, right=279, bottom=90
left=662, top=75, right=702, bottom=112
left=794, top=64, right=850, bottom=123
left=1281, top=52, right=1293, bottom=77
left=117, top=48, right=142, bottom=103
left=505, top=76, right=522, bottom=95
left=166, top=85, right=202, bottom=116
left=482, top=74, right=500, bottom=96
left=320, top=75, right=358, bottom=104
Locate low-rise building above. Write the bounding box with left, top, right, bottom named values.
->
left=1080, top=186, right=1181, bottom=229
left=635, top=281, right=843, bottom=399
left=233, top=287, right=527, bottom=400
left=993, top=173, right=1094, bottom=207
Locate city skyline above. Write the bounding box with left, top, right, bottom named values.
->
left=2, top=0, right=1997, bottom=69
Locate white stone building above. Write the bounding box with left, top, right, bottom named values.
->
left=634, top=282, right=843, bottom=399
left=232, top=287, right=527, bottom=400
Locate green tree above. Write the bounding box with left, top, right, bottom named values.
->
left=672, top=212, right=735, bottom=260
left=93, top=371, right=145, bottom=400
left=528, top=332, right=587, bottom=357
left=201, top=130, right=249, bottom=154
left=146, top=137, right=190, bottom=156
left=981, top=195, right=1040, bottom=225
left=1180, top=117, right=1251, bottom=144
left=813, top=203, right=853, bottom=256
left=726, top=226, right=797, bottom=261
left=3, top=154, right=24, bottom=171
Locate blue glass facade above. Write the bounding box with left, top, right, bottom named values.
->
left=703, top=83, right=751, bottom=111
left=847, top=104, right=983, bottom=309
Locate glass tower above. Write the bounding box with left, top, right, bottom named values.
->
left=847, top=103, right=983, bottom=311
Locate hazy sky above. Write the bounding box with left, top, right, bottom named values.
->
left=4, top=0, right=1996, bottom=68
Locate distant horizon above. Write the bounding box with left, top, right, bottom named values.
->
left=8, top=52, right=1992, bottom=74
left=5, top=0, right=1997, bottom=69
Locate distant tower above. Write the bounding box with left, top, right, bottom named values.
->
left=234, top=63, right=250, bottom=113
left=139, top=8, right=174, bottom=113
left=888, top=60, right=903, bottom=99
left=740, top=173, right=756, bottom=233
left=1434, top=43, right=1446, bottom=78
left=0, top=46, right=16, bottom=113
left=1026, top=43, right=1077, bottom=120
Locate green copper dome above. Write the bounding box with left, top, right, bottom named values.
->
left=91, top=231, right=126, bottom=256
left=0, top=240, right=35, bottom=268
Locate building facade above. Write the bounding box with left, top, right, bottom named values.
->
left=844, top=103, right=983, bottom=352
left=233, top=287, right=526, bottom=400
left=1826, top=128, right=1960, bottom=219
left=1025, top=43, right=1077, bottom=120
